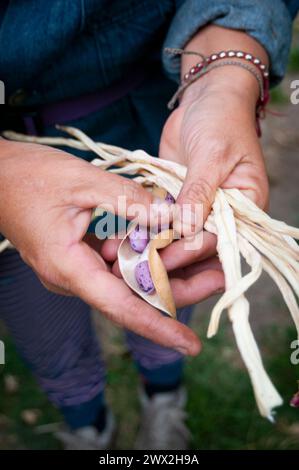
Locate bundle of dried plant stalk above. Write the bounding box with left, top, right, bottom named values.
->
left=2, top=126, right=299, bottom=421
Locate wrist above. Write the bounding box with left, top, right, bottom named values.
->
left=181, top=25, right=269, bottom=75
left=180, top=25, right=269, bottom=112
left=180, top=64, right=260, bottom=112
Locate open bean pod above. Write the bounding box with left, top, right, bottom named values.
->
left=118, top=227, right=176, bottom=318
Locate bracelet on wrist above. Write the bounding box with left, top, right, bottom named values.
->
left=165, top=48, right=270, bottom=137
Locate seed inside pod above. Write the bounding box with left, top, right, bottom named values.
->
left=165, top=192, right=175, bottom=204
left=135, top=260, right=155, bottom=294
left=129, top=225, right=149, bottom=253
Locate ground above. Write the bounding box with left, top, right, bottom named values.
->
left=0, top=32, right=298, bottom=450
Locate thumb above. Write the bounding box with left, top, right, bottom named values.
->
left=175, top=165, right=221, bottom=236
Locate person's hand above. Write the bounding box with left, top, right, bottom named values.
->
left=158, top=64, right=269, bottom=310
left=158, top=26, right=270, bottom=313
left=0, top=140, right=201, bottom=355
left=160, top=67, right=269, bottom=234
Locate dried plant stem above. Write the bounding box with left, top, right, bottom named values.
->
left=0, top=238, right=13, bottom=253
left=211, top=191, right=282, bottom=420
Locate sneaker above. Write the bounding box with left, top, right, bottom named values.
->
left=55, top=408, right=116, bottom=450
left=134, top=386, right=190, bottom=450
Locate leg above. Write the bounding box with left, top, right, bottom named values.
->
left=126, top=307, right=193, bottom=450
left=0, top=249, right=106, bottom=430
left=126, top=306, right=192, bottom=391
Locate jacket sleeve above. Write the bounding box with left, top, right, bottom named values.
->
left=162, top=0, right=293, bottom=85
left=282, top=0, right=299, bottom=19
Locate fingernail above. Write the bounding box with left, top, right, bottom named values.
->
left=175, top=345, right=189, bottom=355
left=177, top=341, right=201, bottom=356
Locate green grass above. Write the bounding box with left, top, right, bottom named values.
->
left=0, top=322, right=298, bottom=450
left=0, top=336, right=62, bottom=450
left=270, top=87, right=289, bottom=105
left=186, top=321, right=299, bottom=450
left=288, top=48, right=299, bottom=73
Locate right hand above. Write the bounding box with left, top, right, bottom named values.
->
left=0, top=140, right=202, bottom=355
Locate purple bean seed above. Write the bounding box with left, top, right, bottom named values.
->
left=135, top=261, right=155, bottom=294
left=165, top=192, right=175, bottom=204
left=129, top=225, right=149, bottom=253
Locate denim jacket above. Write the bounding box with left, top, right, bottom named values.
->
left=0, top=0, right=296, bottom=107
left=0, top=1, right=297, bottom=244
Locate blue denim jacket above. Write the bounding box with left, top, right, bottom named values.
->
left=0, top=0, right=296, bottom=106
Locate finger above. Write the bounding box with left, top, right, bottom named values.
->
left=113, top=255, right=224, bottom=309
left=99, top=218, right=217, bottom=273
left=170, top=269, right=225, bottom=308
left=112, top=259, right=122, bottom=278
left=58, top=242, right=201, bottom=356
left=71, top=168, right=172, bottom=227
left=174, top=159, right=222, bottom=236
left=160, top=231, right=217, bottom=271
left=101, top=237, right=122, bottom=262
left=111, top=240, right=220, bottom=280
left=171, top=256, right=223, bottom=279
left=83, top=233, right=105, bottom=253
left=221, top=158, right=269, bottom=210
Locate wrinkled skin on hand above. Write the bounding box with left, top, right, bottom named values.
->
left=160, top=81, right=269, bottom=225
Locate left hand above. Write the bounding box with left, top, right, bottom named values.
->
left=159, top=67, right=269, bottom=235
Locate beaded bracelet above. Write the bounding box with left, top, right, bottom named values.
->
left=164, top=48, right=270, bottom=136
left=180, top=49, right=269, bottom=81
